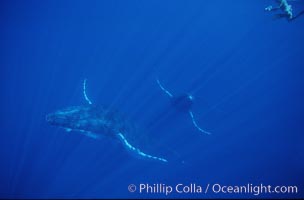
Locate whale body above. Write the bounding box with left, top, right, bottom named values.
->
left=46, top=105, right=167, bottom=162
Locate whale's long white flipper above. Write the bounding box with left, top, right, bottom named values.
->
left=156, top=78, right=173, bottom=98
left=189, top=111, right=211, bottom=135
left=83, top=79, right=93, bottom=105
left=117, top=133, right=168, bottom=163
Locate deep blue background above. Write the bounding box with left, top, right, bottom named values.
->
left=1, top=0, right=304, bottom=198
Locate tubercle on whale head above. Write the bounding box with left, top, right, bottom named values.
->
left=46, top=106, right=86, bottom=127
left=46, top=112, right=66, bottom=126
left=45, top=105, right=115, bottom=137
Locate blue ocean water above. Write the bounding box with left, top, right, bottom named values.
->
left=1, top=0, right=304, bottom=199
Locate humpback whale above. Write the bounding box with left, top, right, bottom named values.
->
left=46, top=79, right=167, bottom=163
left=156, top=78, right=211, bottom=135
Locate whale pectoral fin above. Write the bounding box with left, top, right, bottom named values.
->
left=156, top=78, right=173, bottom=98
left=116, top=133, right=168, bottom=163
left=83, top=79, right=93, bottom=105
left=189, top=111, right=211, bottom=135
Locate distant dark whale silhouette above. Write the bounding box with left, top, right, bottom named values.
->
left=156, top=78, right=211, bottom=135
left=46, top=79, right=167, bottom=163
left=171, top=94, right=194, bottom=112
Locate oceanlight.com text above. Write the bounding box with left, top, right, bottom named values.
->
left=211, top=183, right=298, bottom=196
left=128, top=183, right=298, bottom=196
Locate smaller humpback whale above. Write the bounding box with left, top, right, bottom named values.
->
left=265, top=0, right=304, bottom=21
left=156, top=78, right=211, bottom=135
left=46, top=79, right=167, bottom=163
